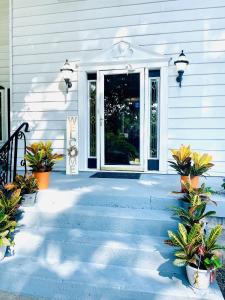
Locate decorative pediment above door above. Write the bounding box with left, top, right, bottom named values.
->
left=78, top=41, right=169, bottom=67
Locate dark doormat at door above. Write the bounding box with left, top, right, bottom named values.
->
left=90, top=172, right=141, bottom=179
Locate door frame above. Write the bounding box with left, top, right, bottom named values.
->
left=78, top=52, right=169, bottom=173
left=98, top=68, right=145, bottom=171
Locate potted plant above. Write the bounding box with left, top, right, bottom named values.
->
left=169, top=145, right=192, bottom=192
left=0, top=210, right=16, bottom=260
left=5, top=174, right=39, bottom=206
left=190, top=153, right=214, bottom=189
left=178, top=182, right=216, bottom=210
left=165, top=223, right=225, bottom=290
left=24, top=141, right=64, bottom=189
left=0, top=189, right=21, bottom=218
left=171, top=203, right=216, bottom=232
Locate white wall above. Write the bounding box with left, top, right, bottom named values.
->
left=11, top=0, right=225, bottom=175
left=0, top=0, right=9, bottom=88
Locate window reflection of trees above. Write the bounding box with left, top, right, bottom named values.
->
left=104, top=74, right=140, bottom=165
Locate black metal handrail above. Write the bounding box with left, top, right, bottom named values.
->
left=0, top=122, right=29, bottom=186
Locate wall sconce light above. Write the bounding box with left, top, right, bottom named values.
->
left=60, top=59, right=74, bottom=93
left=174, top=50, right=189, bottom=87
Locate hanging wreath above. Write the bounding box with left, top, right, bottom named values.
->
left=67, top=146, right=78, bottom=158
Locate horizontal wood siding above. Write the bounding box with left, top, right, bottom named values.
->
left=0, top=0, right=9, bottom=87
left=12, top=0, right=225, bottom=174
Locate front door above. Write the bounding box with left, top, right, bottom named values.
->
left=99, top=69, right=145, bottom=171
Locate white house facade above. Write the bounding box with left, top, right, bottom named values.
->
left=1, top=0, right=225, bottom=175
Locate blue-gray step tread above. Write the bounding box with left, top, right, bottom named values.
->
left=19, top=206, right=177, bottom=236
left=0, top=261, right=222, bottom=300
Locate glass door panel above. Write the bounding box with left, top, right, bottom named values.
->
left=103, top=73, right=141, bottom=167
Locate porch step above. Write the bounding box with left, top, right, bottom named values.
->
left=11, top=229, right=181, bottom=275
left=18, top=205, right=177, bottom=236
left=0, top=261, right=222, bottom=300
left=37, top=189, right=180, bottom=210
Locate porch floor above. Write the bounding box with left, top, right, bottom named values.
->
left=0, top=172, right=224, bottom=300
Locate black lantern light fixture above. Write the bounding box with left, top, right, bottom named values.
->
left=60, top=59, right=74, bottom=93
left=174, top=50, right=189, bottom=87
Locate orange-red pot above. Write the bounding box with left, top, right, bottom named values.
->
left=180, top=175, right=190, bottom=193
left=190, top=176, right=199, bottom=190
left=33, top=171, right=51, bottom=190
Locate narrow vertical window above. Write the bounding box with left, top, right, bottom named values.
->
left=148, top=70, right=160, bottom=171
left=150, top=78, right=160, bottom=158
left=88, top=74, right=97, bottom=159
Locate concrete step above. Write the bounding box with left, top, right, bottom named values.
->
left=18, top=205, right=177, bottom=236
left=11, top=229, right=180, bottom=275
left=0, top=261, right=223, bottom=300
left=36, top=189, right=180, bottom=211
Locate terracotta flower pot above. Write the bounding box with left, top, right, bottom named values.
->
left=190, top=176, right=199, bottom=190
left=33, top=171, right=51, bottom=190
left=180, top=175, right=190, bottom=192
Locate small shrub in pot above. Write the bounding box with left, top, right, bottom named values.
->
left=24, top=141, right=64, bottom=189
left=165, top=223, right=225, bottom=289
left=5, top=174, right=39, bottom=206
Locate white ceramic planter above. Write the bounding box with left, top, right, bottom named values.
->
left=22, top=193, right=37, bottom=207
left=186, top=265, right=213, bottom=290
left=0, top=246, right=7, bottom=261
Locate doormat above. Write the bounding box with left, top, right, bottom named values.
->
left=90, top=172, right=141, bottom=179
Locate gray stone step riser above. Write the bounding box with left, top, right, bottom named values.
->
left=19, top=215, right=177, bottom=236
left=12, top=243, right=179, bottom=274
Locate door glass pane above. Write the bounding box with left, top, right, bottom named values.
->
left=149, top=78, right=160, bottom=158
left=104, top=73, right=140, bottom=165
left=88, top=80, right=97, bottom=157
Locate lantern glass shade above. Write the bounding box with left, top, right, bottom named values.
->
left=174, top=50, right=189, bottom=72
left=61, top=60, right=73, bottom=81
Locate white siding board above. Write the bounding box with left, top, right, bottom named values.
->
left=12, top=1, right=225, bottom=27
left=11, top=0, right=225, bottom=175
left=12, top=92, right=78, bottom=103
left=12, top=39, right=225, bottom=57
left=0, top=1, right=9, bottom=88
left=169, top=118, right=225, bottom=129
left=169, top=129, right=225, bottom=140
left=169, top=107, right=225, bottom=118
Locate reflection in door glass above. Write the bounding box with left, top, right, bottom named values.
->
left=104, top=73, right=140, bottom=165
left=150, top=78, right=160, bottom=158
left=88, top=80, right=97, bottom=157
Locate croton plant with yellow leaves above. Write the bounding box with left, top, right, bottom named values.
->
left=169, top=145, right=214, bottom=190
left=169, top=145, right=214, bottom=176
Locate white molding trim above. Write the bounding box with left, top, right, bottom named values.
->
left=78, top=41, right=169, bottom=173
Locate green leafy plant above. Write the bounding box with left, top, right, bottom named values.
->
left=169, top=145, right=192, bottom=176
left=165, top=223, right=224, bottom=271
left=5, top=174, right=38, bottom=195
left=222, top=179, right=225, bottom=190
left=190, top=153, right=214, bottom=176
left=181, top=182, right=217, bottom=206
left=0, top=209, right=16, bottom=247
left=171, top=203, right=216, bottom=231
left=24, top=141, right=64, bottom=172
left=0, top=189, right=21, bottom=217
